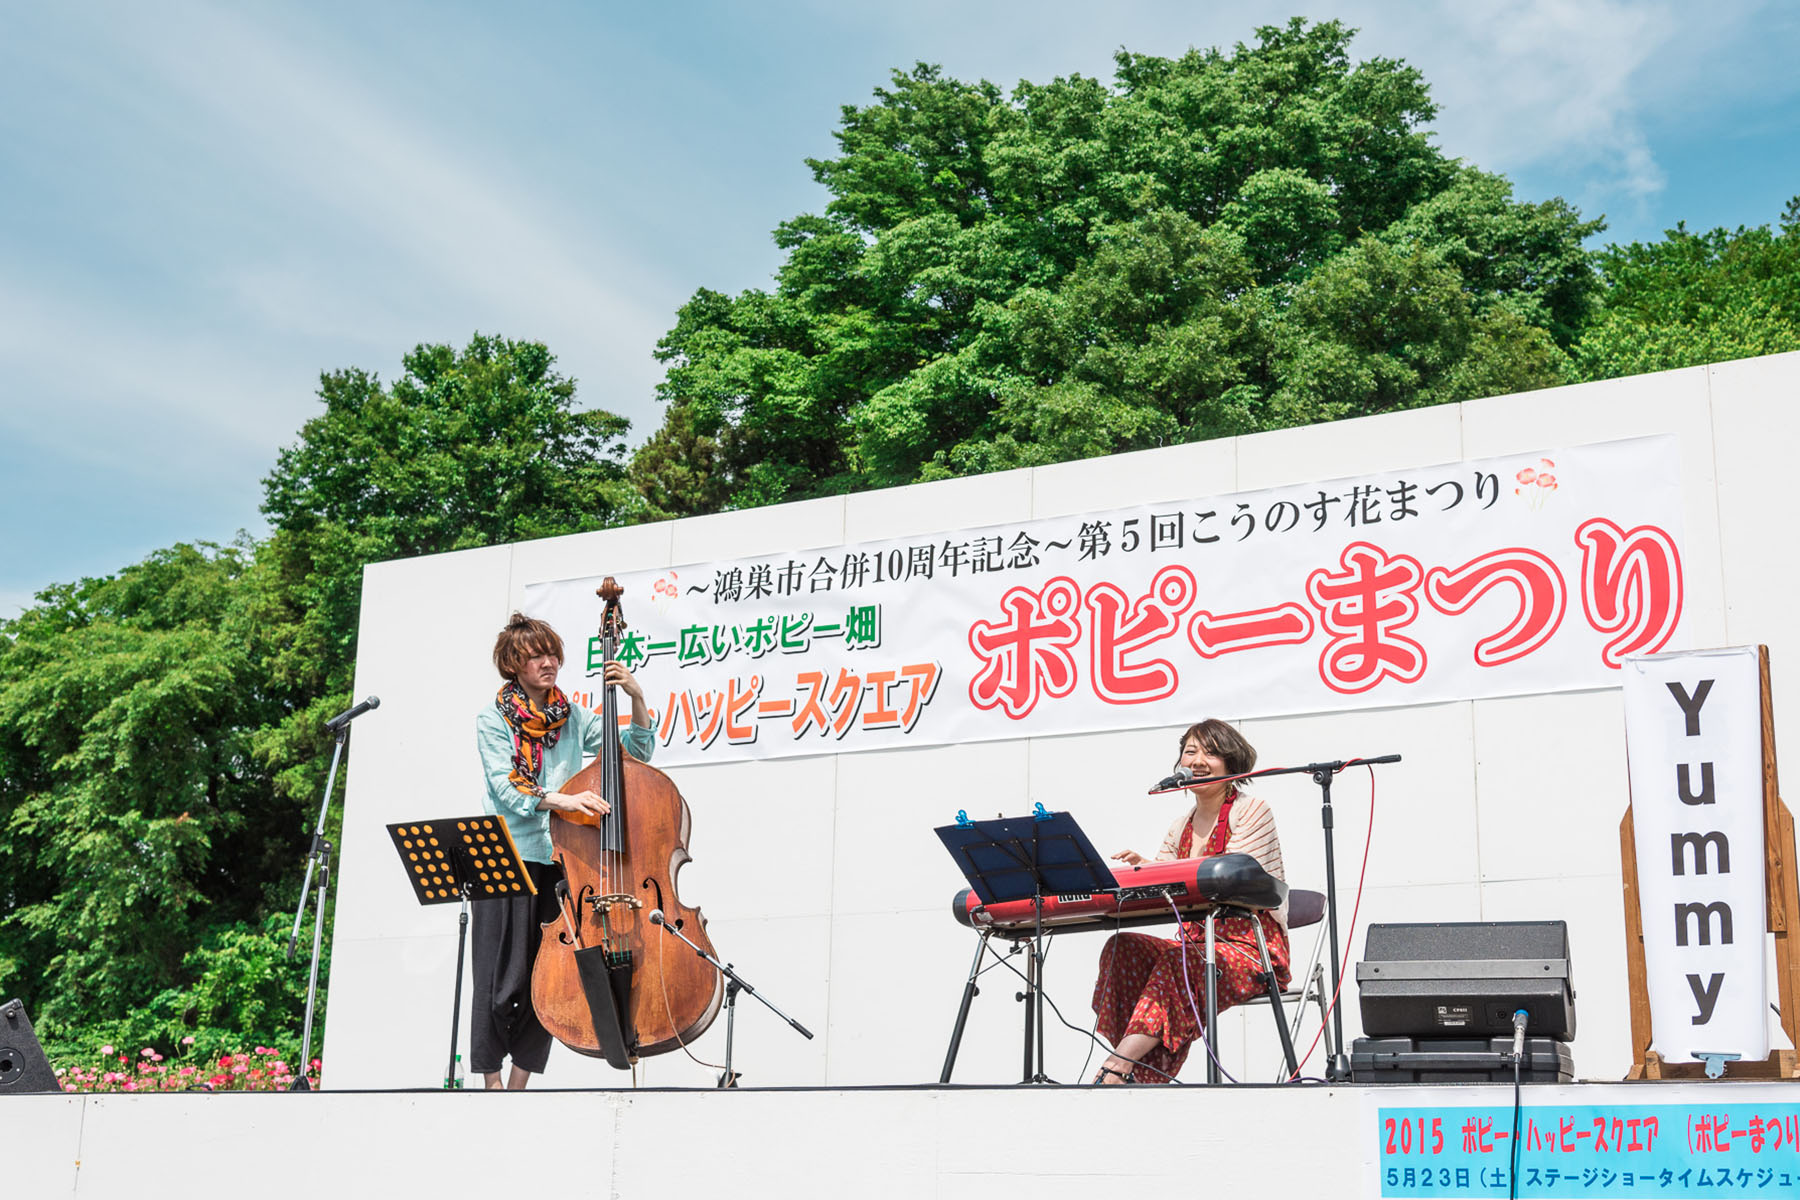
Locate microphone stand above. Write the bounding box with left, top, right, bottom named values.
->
left=285, top=703, right=379, bottom=1091
left=648, top=915, right=814, bottom=1088
left=285, top=721, right=350, bottom=1091
left=1148, top=752, right=1401, bottom=1081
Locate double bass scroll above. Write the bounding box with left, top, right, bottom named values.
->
left=529, top=576, right=722, bottom=1066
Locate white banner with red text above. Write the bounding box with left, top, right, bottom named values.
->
left=525, top=436, right=1686, bottom=766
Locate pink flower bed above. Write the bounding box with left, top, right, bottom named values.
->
left=57, top=1041, right=320, bottom=1093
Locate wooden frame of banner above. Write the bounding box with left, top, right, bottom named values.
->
left=1620, top=645, right=1800, bottom=1079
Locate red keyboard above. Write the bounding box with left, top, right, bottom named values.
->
left=951, top=853, right=1285, bottom=936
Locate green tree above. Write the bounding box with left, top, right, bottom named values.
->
left=254, top=333, right=644, bottom=808
left=0, top=542, right=295, bottom=1051
left=1270, top=238, right=1567, bottom=424
left=0, top=332, right=639, bottom=1064
left=1571, top=201, right=1800, bottom=380
left=636, top=19, right=1599, bottom=513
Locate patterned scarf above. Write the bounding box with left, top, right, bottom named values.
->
left=1178, top=788, right=1238, bottom=858
left=495, top=680, right=570, bottom=798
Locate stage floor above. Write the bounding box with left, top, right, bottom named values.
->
left=13, top=1079, right=1799, bottom=1199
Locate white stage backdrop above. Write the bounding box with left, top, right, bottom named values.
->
left=526, top=437, right=1686, bottom=764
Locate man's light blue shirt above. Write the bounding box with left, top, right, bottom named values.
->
left=476, top=702, right=656, bottom=863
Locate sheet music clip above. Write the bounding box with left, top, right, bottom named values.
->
left=1032, top=802, right=1051, bottom=822
left=955, top=809, right=974, bottom=829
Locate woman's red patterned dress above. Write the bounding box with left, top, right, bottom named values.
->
left=1090, top=794, right=1291, bottom=1082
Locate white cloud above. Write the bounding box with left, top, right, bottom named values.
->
left=0, top=275, right=313, bottom=467
left=1396, top=1, right=1675, bottom=198
left=41, top=2, right=684, bottom=423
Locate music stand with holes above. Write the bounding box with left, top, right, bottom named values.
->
left=386, top=816, right=535, bottom=1089
left=934, top=808, right=1115, bottom=1084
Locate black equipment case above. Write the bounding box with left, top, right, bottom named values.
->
left=1351, top=1035, right=1575, bottom=1083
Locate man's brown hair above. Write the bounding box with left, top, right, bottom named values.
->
left=492, top=612, right=565, bottom=681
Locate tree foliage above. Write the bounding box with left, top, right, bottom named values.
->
left=251, top=334, right=644, bottom=813
left=635, top=18, right=1599, bottom=515
left=1570, top=203, right=1800, bottom=380
left=0, top=335, right=636, bottom=1062
left=0, top=543, right=287, bottom=1052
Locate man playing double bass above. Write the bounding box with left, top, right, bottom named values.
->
left=472, top=611, right=654, bottom=1090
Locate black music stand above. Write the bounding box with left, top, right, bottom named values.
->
left=386, top=815, right=535, bottom=1088
left=935, top=808, right=1114, bottom=1084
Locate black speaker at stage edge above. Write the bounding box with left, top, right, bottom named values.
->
left=1, top=999, right=62, bottom=1094
left=1355, top=920, right=1576, bottom=1041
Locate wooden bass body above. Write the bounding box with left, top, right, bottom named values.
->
left=529, top=746, right=722, bottom=1062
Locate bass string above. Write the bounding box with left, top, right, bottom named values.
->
left=603, top=624, right=619, bottom=951
left=603, top=618, right=627, bottom=955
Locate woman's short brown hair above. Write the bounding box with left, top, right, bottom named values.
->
left=1175, top=718, right=1257, bottom=778
left=493, top=612, right=565, bottom=681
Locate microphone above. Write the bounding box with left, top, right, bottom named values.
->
left=1511, top=1008, right=1529, bottom=1063
left=647, top=908, right=666, bottom=927
left=1147, top=766, right=1194, bottom=794
left=324, top=695, right=381, bottom=730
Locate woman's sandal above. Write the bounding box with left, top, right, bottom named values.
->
left=1091, top=1064, right=1136, bottom=1085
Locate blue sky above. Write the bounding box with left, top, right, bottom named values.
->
left=3, top=1, right=1797, bottom=619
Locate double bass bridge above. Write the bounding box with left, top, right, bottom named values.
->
left=585, top=892, right=644, bottom=914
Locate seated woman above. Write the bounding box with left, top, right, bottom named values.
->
left=1091, top=718, right=1289, bottom=1083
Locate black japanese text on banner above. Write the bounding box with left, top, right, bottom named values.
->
left=525, top=436, right=1686, bottom=766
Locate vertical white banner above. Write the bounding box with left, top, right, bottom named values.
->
left=1622, top=646, right=1770, bottom=1065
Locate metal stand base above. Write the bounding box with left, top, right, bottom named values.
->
left=938, top=926, right=1058, bottom=1085
left=717, top=976, right=743, bottom=1088
left=443, top=889, right=470, bottom=1089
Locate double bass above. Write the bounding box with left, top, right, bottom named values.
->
left=530, top=577, right=722, bottom=1067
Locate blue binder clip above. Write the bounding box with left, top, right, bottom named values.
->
left=955, top=809, right=974, bottom=829
left=1032, top=802, right=1052, bottom=822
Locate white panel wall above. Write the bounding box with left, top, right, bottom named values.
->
left=322, top=351, right=1800, bottom=1090
left=17, top=1082, right=1799, bottom=1200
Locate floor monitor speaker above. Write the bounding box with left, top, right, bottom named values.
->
left=1355, top=921, right=1576, bottom=1041
left=0, top=999, right=61, bottom=1094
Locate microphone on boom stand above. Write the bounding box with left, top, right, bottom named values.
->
left=1146, top=766, right=1194, bottom=794
left=645, top=907, right=815, bottom=1088
left=324, top=695, right=381, bottom=731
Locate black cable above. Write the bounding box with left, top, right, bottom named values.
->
left=987, top=932, right=1183, bottom=1083
left=1508, top=1032, right=1525, bottom=1198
